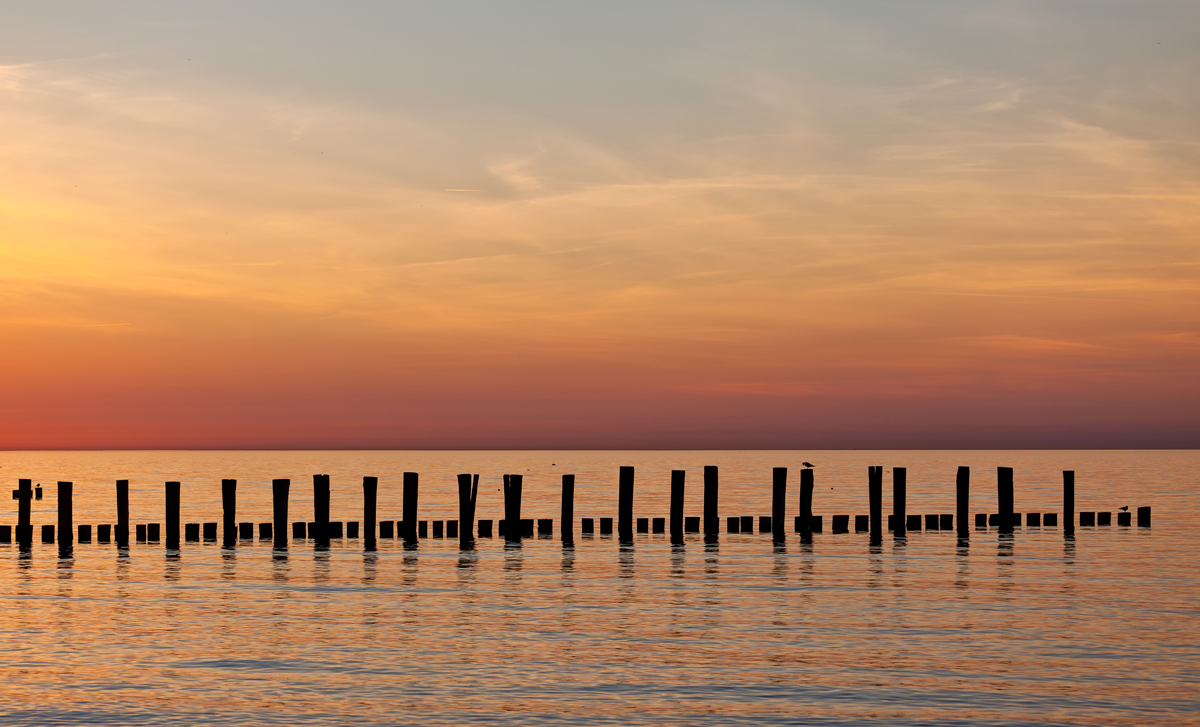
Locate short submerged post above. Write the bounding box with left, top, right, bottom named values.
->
left=221, top=479, right=237, bottom=548
left=458, top=473, right=478, bottom=548
left=313, top=474, right=331, bottom=548
left=165, top=481, right=181, bottom=550
left=670, top=470, right=685, bottom=545
left=703, top=466, right=718, bottom=544
left=618, top=466, right=634, bottom=543
left=799, top=468, right=814, bottom=541
left=560, top=474, right=574, bottom=545
left=503, top=474, right=523, bottom=543
left=998, top=467, right=1014, bottom=534
left=273, top=478, right=291, bottom=551
left=403, top=472, right=418, bottom=545
left=116, top=479, right=130, bottom=549
left=868, top=466, right=882, bottom=545
left=362, top=476, right=377, bottom=552
left=956, top=466, right=970, bottom=539
left=772, top=467, right=787, bottom=544
left=893, top=467, right=907, bottom=538
left=58, top=482, right=73, bottom=556
left=1063, top=470, right=1075, bottom=536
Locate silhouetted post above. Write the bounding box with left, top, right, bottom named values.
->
left=16, top=479, right=32, bottom=548
left=771, top=467, right=787, bottom=544
left=618, top=466, right=634, bottom=543
left=893, top=467, right=907, bottom=538
left=58, top=482, right=73, bottom=556
left=165, top=481, right=181, bottom=550
left=503, top=474, right=523, bottom=543
left=560, top=474, right=574, bottom=545
left=313, top=474, right=331, bottom=548
left=1063, top=470, right=1075, bottom=535
left=458, top=473, right=479, bottom=548
left=670, top=470, right=685, bottom=545
left=362, top=476, right=377, bottom=552
left=403, top=472, right=418, bottom=545
left=1137, top=506, right=1151, bottom=527
left=998, top=467, right=1014, bottom=534
left=221, top=479, right=237, bottom=548
left=273, top=478, right=291, bottom=551
left=799, top=469, right=814, bottom=541
left=868, top=466, right=882, bottom=545
left=956, top=466, right=970, bottom=539
left=703, top=465, right=718, bottom=544
left=116, top=479, right=130, bottom=549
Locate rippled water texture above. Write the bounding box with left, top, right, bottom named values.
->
left=0, top=450, right=1197, bottom=725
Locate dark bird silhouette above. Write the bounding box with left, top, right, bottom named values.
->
left=1119, top=506, right=1129, bottom=511
left=802, top=462, right=814, bottom=468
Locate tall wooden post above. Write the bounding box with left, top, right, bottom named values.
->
left=955, top=466, right=970, bottom=539
left=402, top=472, right=418, bottom=545
left=618, top=466, right=634, bottom=543
left=799, top=469, right=814, bottom=540
left=560, top=474, right=574, bottom=545
left=998, top=467, right=1014, bottom=534
left=670, top=470, right=685, bottom=545
left=868, top=466, right=882, bottom=545
left=503, top=474, right=523, bottom=543
left=57, top=481, right=73, bottom=556
left=116, top=479, right=130, bottom=548
left=221, top=479, right=237, bottom=548
left=313, top=474, right=331, bottom=547
left=1063, top=470, right=1075, bottom=535
left=362, top=476, right=377, bottom=552
left=893, top=467, right=907, bottom=538
left=703, top=466, right=718, bottom=544
left=17, top=479, right=32, bottom=548
left=165, top=481, right=181, bottom=550
left=459, top=473, right=479, bottom=548
left=771, top=467, right=787, bottom=543
left=273, top=478, right=291, bottom=551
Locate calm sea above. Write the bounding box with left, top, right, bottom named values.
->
left=0, top=450, right=1196, bottom=726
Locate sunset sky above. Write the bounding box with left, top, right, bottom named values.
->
left=1, top=1, right=1197, bottom=449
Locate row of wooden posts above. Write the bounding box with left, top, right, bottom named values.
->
left=9, top=467, right=1148, bottom=554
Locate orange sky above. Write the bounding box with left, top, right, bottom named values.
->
left=1, top=2, right=1197, bottom=448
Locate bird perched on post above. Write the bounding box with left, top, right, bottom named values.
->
left=1119, top=506, right=1129, bottom=511
left=802, top=462, right=814, bottom=468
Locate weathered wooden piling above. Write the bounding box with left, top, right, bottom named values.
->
left=799, top=468, right=814, bottom=540
left=833, top=514, right=849, bottom=533
left=772, top=467, right=787, bottom=543
left=998, top=467, right=1014, bottom=534
left=78, top=524, right=91, bottom=543
left=1063, top=471, right=1075, bottom=535
left=855, top=514, right=869, bottom=532
left=636, top=517, right=648, bottom=534
left=582, top=518, right=594, bottom=534
left=559, top=474, right=574, bottom=545
left=259, top=523, right=272, bottom=539
left=203, top=522, right=217, bottom=540
left=704, top=466, right=719, bottom=543
left=42, top=524, right=55, bottom=543
left=273, top=478, right=291, bottom=551
left=313, top=474, right=331, bottom=547
left=1117, top=511, right=1131, bottom=526
left=57, top=482, right=73, bottom=555
left=116, top=479, right=130, bottom=548
left=447, top=520, right=458, bottom=538
left=403, top=472, right=419, bottom=546
left=17, top=479, right=32, bottom=547
left=1137, top=506, right=1151, bottom=527
left=98, top=524, right=111, bottom=543
left=893, top=468, right=907, bottom=538
left=477, top=519, right=493, bottom=537
left=185, top=523, right=199, bottom=541
left=670, top=470, right=685, bottom=545
left=147, top=523, right=160, bottom=541
left=868, top=466, right=882, bottom=544
left=684, top=516, right=699, bottom=533
left=356, top=476, right=374, bottom=551
left=618, top=466, right=634, bottom=542
left=759, top=516, right=771, bottom=533
left=956, top=466, right=970, bottom=539
left=653, top=517, right=665, bottom=533
left=238, top=522, right=253, bottom=539
left=165, top=481, right=181, bottom=550
left=455, top=473, right=477, bottom=548
left=221, top=479, right=237, bottom=548
left=726, top=516, right=740, bottom=533
left=503, top=474, right=523, bottom=543
left=599, top=517, right=613, bottom=535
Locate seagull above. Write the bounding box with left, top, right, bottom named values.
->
left=802, top=462, right=814, bottom=468
left=1119, top=506, right=1129, bottom=511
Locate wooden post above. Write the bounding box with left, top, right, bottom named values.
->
left=165, top=481, right=181, bottom=550
left=998, top=467, right=1014, bottom=534
left=503, top=474, right=523, bottom=543
left=670, top=470, right=685, bottom=545
left=771, top=467, right=787, bottom=543
left=273, top=478, right=291, bottom=551
left=703, top=465, right=718, bottom=543
left=893, top=468, right=907, bottom=538
left=1137, top=506, right=1151, bottom=527
left=116, top=479, right=130, bottom=549
left=221, top=479, right=236, bottom=548
left=362, top=476, right=377, bottom=551
left=868, top=466, right=882, bottom=544
left=58, top=481, right=73, bottom=555
left=618, top=466, right=634, bottom=543
left=799, top=469, right=814, bottom=541
left=956, top=466, right=970, bottom=539
left=16, top=479, right=32, bottom=548
left=1063, top=470, right=1075, bottom=535
left=458, top=473, right=478, bottom=548
left=560, top=474, right=574, bottom=545
left=313, top=474, right=331, bottom=548
left=403, top=472, right=418, bottom=545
